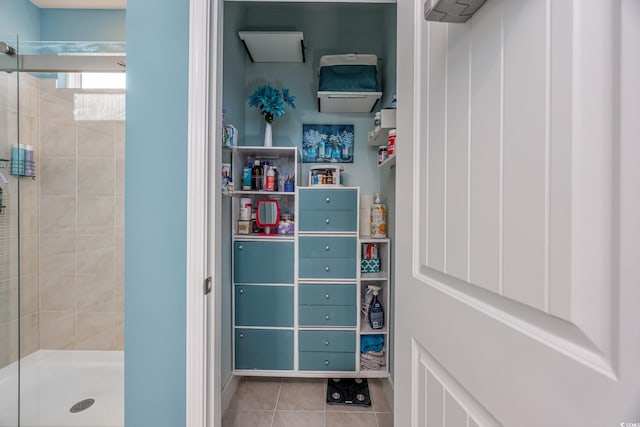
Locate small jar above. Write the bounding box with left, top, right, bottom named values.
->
left=373, top=112, right=381, bottom=132
left=378, top=146, right=388, bottom=164
left=238, top=220, right=251, bottom=235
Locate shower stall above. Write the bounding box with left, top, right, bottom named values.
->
left=0, top=36, right=125, bottom=427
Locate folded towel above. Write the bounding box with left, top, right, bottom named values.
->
left=361, top=352, right=386, bottom=365
left=361, top=360, right=384, bottom=370
left=360, top=334, right=384, bottom=353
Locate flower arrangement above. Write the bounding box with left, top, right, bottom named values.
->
left=248, top=85, right=296, bottom=124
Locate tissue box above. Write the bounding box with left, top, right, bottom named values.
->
left=361, top=258, right=380, bottom=273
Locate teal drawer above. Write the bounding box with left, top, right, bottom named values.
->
left=299, top=236, right=357, bottom=258
left=299, top=284, right=356, bottom=306
left=299, top=305, right=356, bottom=326
left=299, top=330, right=356, bottom=352
left=298, top=209, right=357, bottom=232
left=299, top=188, right=358, bottom=211
left=299, top=258, right=356, bottom=279
left=299, top=351, right=355, bottom=371
left=234, top=241, right=293, bottom=283
left=235, top=329, right=293, bottom=370
left=235, top=285, right=293, bottom=327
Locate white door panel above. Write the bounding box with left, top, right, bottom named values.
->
left=395, top=0, right=640, bottom=425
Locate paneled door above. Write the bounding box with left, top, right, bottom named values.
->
left=394, top=0, right=640, bottom=425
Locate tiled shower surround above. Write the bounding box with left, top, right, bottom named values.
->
left=0, top=72, right=125, bottom=368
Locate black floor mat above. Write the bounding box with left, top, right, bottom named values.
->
left=326, top=378, right=371, bottom=406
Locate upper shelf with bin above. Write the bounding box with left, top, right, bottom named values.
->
left=317, top=54, right=382, bottom=113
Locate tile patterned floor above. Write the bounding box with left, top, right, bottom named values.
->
left=223, top=377, right=393, bottom=427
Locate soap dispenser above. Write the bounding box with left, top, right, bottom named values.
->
left=370, top=194, right=387, bottom=238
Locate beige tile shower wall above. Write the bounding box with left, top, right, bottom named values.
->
left=38, top=80, right=124, bottom=351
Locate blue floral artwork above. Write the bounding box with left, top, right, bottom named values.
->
left=302, top=124, right=354, bottom=163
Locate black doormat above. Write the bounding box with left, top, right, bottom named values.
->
left=326, top=378, right=371, bottom=406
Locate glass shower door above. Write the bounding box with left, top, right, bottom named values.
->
left=0, top=35, right=21, bottom=427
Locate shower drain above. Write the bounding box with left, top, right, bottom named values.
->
left=70, top=398, right=95, bottom=413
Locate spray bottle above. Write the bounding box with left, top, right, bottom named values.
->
left=367, top=285, right=384, bottom=330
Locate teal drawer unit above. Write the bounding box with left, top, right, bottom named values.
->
left=299, top=189, right=358, bottom=232
left=299, top=236, right=357, bottom=258
left=298, top=330, right=356, bottom=352
left=234, top=241, right=294, bottom=283
left=299, top=351, right=355, bottom=371
left=299, top=188, right=358, bottom=211
left=299, top=284, right=356, bottom=306
left=235, top=285, right=293, bottom=327
left=235, top=329, right=293, bottom=370
left=299, top=305, right=356, bottom=327
left=299, top=236, right=357, bottom=279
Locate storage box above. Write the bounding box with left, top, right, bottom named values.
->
left=361, top=258, right=380, bottom=273
left=318, top=54, right=379, bottom=92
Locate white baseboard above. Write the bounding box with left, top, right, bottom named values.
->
left=221, top=374, right=241, bottom=414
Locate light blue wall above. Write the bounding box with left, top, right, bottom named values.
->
left=124, top=0, right=189, bottom=425
left=0, top=2, right=125, bottom=43
left=0, top=0, right=41, bottom=42
left=232, top=3, right=394, bottom=196
left=41, top=9, right=125, bottom=41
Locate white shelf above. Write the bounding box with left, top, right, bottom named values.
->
left=360, top=323, right=388, bottom=334
left=361, top=272, right=388, bottom=281
left=317, top=91, right=382, bottom=113
left=378, top=154, right=395, bottom=169
left=358, top=370, right=389, bottom=378
left=368, top=128, right=389, bottom=147
left=233, top=234, right=294, bottom=241
left=238, top=31, right=304, bottom=63
left=233, top=190, right=295, bottom=196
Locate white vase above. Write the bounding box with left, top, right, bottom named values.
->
left=264, top=122, right=273, bottom=147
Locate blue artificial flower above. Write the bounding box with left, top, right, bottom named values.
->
left=249, top=85, right=296, bottom=124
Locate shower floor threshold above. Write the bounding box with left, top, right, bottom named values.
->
left=0, top=349, right=123, bottom=427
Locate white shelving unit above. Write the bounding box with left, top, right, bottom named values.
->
left=230, top=146, right=300, bottom=238
left=358, top=237, right=390, bottom=377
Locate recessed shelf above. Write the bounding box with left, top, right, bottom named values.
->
left=361, top=272, right=388, bottom=281
left=360, top=323, right=388, bottom=334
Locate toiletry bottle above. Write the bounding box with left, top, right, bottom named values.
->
left=265, top=166, right=275, bottom=191
left=272, top=167, right=279, bottom=191
left=262, top=161, right=270, bottom=190
left=368, top=285, right=384, bottom=329
left=370, top=194, right=387, bottom=238
left=24, top=145, right=34, bottom=177
left=373, top=112, right=381, bottom=132
left=242, top=162, right=252, bottom=190
left=252, top=160, right=262, bottom=190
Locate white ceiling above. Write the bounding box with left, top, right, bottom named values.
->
left=30, top=0, right=125, bottom=9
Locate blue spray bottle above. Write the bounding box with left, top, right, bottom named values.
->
left=367, top=285, right=384, bottom=330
